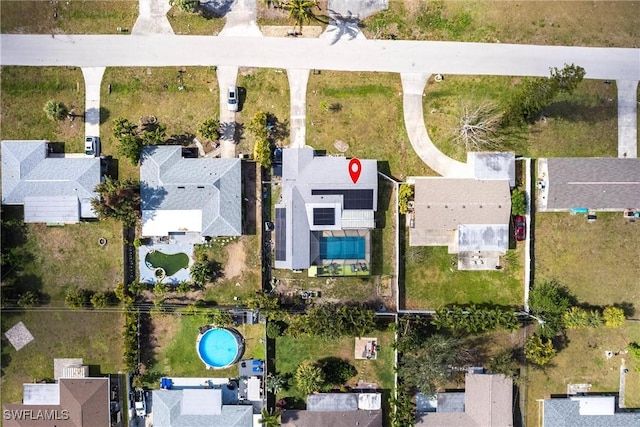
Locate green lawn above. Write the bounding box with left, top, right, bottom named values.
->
left=146, top=251, right=189, bottom=276
left=167, top=6, right=226, bottom=35
left=534, top=212, right=640, bottom=307
left=0, top=67, right=85, bottom=149
left=306, top=71, right=435, bottom=179
left=148, top=312, right=265, bottom=383
left=2, top=207, right=123, bottom=303
left=0, top=0, right=138, bottom=35
left=424, top=76, right=618, bottom=161
left=101, top=66, right=220, bottom=180
left=525, top=322, right=640, bottom=427
left=274, top=327, right=395, bottom=402
left=360, top=1, right=640, bottom=47
left=403, top=245, right=523, bottom=310
left=1, top=310, right=124, bottom=405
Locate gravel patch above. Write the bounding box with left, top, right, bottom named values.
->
left=4, top=321, right=34, bottom=351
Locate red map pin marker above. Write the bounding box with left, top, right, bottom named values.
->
left=348, top=158, right=362, bottom=184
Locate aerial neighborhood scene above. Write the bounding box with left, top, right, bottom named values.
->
left=2, top=0, right=640, bottom=426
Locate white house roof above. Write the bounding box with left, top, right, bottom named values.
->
left=140, top=146, right=241, bottom=237
left=275, top=148, right=378, bottom=270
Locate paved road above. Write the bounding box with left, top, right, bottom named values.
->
left=2, top=35, right=638, bottom=81
left=617, top=80, right=639, bottom=158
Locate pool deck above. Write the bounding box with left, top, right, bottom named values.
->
left=138, top=243, right=194, bottom=284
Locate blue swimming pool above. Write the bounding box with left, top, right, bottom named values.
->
left=196, top=328, right=244, bottom=369
left=319, top=236, right=366, bottom=260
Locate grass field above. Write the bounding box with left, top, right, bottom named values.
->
left=403, top=244, right=524, bottom=310
left=0, top=310, right=124, bottom=405
left=360, top=1, right=640, bottom=47
left=0, top=67, right=85, bottom=150
left=307, top=71, right=435, bottom=179
left=201, top=236, right=262, bottom=306
left=274, top=327, right=395, bottom=401
left=424, top=76, right=619, bottom=161
left=100, top=66, right=220, bottom=180
left=166, top=6, right=226, bottom=35
left=2, top=207, right=123, bottom=303
left=534, top=212, right=640, bottom=307
left=525, top=322, right=640, bottom=426
left=0, top=1, right=138, bottom=34
left=147, top=312, right=265, bottom=381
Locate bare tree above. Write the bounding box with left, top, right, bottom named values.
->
left=452, top=102, right=504, bottom=151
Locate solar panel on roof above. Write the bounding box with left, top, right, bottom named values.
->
left=275, top=208, right=286, bottom=261
left=311, top=189, right=374, bottom=210
left=313, top=208, right=335, bottom=225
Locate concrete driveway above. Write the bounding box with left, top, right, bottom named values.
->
left=401, top=73, right=472, bottom=178
left=132, top=0, right=174, bottom=35
left=81, top=67, right=106, bottom=139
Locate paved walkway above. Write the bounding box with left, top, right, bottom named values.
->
left=287, top=69, right=310, bottom=148
left=81, top=67, right=106, bottom=139
left=616, top=80, right=638, bottom=158
left=401, top=73, right=472, bottom=177
left=132, top=0, right=174, bottom=35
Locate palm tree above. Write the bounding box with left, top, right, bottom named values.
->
left=43, top=100, right=68, bottom=121
left=258, top=408, right=281, bottom=427
left=281, top=0, right=319, bottom=33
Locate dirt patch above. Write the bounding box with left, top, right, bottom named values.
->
left=223, top=240, right=246, bottom=280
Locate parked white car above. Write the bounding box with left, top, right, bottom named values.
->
left=85, top=136, right=100, bottom=157
left=227, top=85, right=238, bottom=112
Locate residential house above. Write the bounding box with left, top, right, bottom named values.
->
left=1, top=140, right=101, bottom=224
left=140, top=145, right=242, bottom=241
left=274, top=147, right=378, bottom=277
left=416, top=373, right=514, bottom=427
left=408, top=152, right=515, bottom=270
left=281, top=393, right=383, bottom=427
left=538, top=158, right=640, bottom=211
left=153, top=377, right=260, bottom=427
left=543, top=395, right=640, bottom=426
left=2, top=378, right=110, bottom=427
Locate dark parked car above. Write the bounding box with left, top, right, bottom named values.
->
left=514, top=215, right=526, bottom=241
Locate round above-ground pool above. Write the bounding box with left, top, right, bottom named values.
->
left=196, top=327, right=244, bottom=369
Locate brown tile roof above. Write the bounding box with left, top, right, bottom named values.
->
left=416, top=373, right=513, bottom=427
left=410, top=178, right=511, bottom=247
left=3, top=378, right=110, bottom=427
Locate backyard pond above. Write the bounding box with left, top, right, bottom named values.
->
left=145, top=250, right=189, bottom=276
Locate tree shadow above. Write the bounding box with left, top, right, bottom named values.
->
left=165, top=132, right=195, bottom=146
left=324, top=9, right=361, bottom=45
left=198, top=0, right=234, bottom=19
left=614, top=301, right=636, bottom=318
left=241, top=161, right=257, bottom=235
left=99, top=107, right=111, bottom=125
left=544, top=100, right=617, bottom=124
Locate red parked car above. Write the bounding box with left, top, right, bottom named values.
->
left=514, top=215, right=526, bottom=241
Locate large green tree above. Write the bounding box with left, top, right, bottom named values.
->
left=43, top=100, right=68, bottom=121
left=399, top=334, right=471, bottom=395
left=295, top=361, right=325, bottom=395
left=281, top=0, right=319, bottom=33
left=91, top=177, right=140, bottom=226
left=528, top=280, right=575, bottom=338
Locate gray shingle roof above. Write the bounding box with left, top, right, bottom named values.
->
left=543, top=397, right=640, bottom=426
left=152, top=389, right=253, bottom=427
left=275, top=148, right=378, bottom=270
left=140, top=146, right=241, bottom=237
left=546, top=158, right=640, bottom=210
left=1, top=140, right=100, bottom=223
